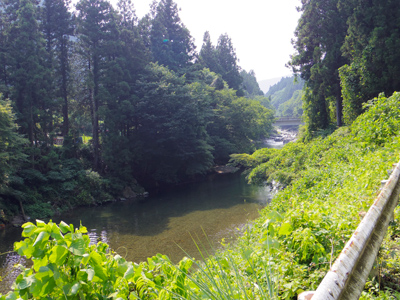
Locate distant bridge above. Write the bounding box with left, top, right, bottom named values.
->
left=273, top=117, right=304, bottom=126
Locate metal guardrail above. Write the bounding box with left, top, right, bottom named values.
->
left=299, top=160, right=400, bottom=300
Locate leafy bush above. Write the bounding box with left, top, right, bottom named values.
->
left=4, top=92, right=400, bottom=299
left=0, top=220, right=277, bottom=300
left=229, top=91, right=400, bottom=298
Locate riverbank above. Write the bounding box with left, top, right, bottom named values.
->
left=1, top=165, right=246, bottom=228
left=3, top=94, right=400, bottom=299
left=0, top=170, right=270, bottom=295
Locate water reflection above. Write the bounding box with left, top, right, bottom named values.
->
left=0, top=172, right=271, bottom=293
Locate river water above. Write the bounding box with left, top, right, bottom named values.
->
left=0, top=171, right=272, bottom=293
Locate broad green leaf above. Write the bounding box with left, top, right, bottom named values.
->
left=21, top=223, right=36, bottom=237
left=49, top=245, right=68, bottom=265
left=59, top=221, right=70, bottom=234
left=36, top=220, right=46, bottom=227
left=79, top=225, right=88, bottom=234
left=278, top=222, right=292, bottom=236
left=41, top=277, right=56, bottom=297
left=124, top=265, right=134, bottom=280
left=35, top=266, right=53, bottom=279
left=69, top=238, right=85, bottom=256
left=15, top=275, right=35, bottom=290
left=81, top=253, right=90, bottom=266
left=93, top=265, right=107, bottom=281
left=33, top=231, right=49, bottom=247
left=89, top=251, right=102, bottom=266
left=33, top=257, right=49, bottom=272
left=5, top=292, right=17, bottom=300
left=14, top=241, right=33, bottom=258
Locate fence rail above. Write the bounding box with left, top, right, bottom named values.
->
left=299, top=160, right=400, bottom=300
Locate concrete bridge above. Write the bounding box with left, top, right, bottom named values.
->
left=273, top=117, right=304, bottom=126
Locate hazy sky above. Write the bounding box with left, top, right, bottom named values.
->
left=76, top=0, right=302, bottom=81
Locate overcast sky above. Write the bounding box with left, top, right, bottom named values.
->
left=75, top=0, right=302, bottom=81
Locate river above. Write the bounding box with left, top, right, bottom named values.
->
left=0, top=171, right=272, bottom=294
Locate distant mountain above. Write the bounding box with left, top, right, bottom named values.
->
left=266, top=76, right=305, bottom=117
left=258, top=77, right=282, bottom=94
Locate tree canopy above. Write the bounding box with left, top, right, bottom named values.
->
left=289, top=0, right=400, bottom=137
left=0, top=0, right=274, bottom=219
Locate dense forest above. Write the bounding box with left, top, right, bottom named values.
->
left=265, top=76, right=304, bottom=117
left=0, top=0, right=274, bottom=222
left=288, top=0, right=400, bottom=138
left=2, top=0, right=400, bottom=298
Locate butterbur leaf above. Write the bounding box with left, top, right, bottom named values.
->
left=41, top=277, right=56, bottom=297
left=21, top=223, right=36, bottom=237
left=33, top=257, right=49, bottom=272
left=15, top=275, right=35, bottom=290
left=124, top=265, right=134, bottom=280
left=93, top=265, right=107, bottom=281
left=36, top=220, right=46, bottom=227
left=278, top=222, right=292, bottom=236
left=81, top=253, right=90, bottom=266
left=5, top=292, right=18, bottom=300
left=49, top=245, right=69, bottom=265
left=79, top=223, right=88, bottom=234
left=33, top=231, right=49, bottom=247
left=89, top=252, right=103, bottom=266
left=14, top=240, right=33, bottom=258
left=62, top=283, right=72, bottom=296
left=59, top=221, right=70, bottom=234
left=69, top=238, right=85, bottom=256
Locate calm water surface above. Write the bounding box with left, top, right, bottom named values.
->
left=0, top=172, right=271, bottom=293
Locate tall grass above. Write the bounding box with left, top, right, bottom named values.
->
left=165, top=228, right=277, bottom=300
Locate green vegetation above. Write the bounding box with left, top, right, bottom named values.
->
left=2, top=0, right=400, bottom=297
left=0, top=0, right=274, bottom=222
left=265, top=76, right=304, bottom=117
left=229, top=91, right=400, bottom=298
left=3, top=92, right=400, bottom=299
left=288, top=0, right=400, bottom=137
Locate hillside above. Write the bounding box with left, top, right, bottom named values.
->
left=266, top=76, right=304, bottom=117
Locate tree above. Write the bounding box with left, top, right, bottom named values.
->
left=215, top=34, right=243, bottom=94
left=0, top=95, right=28, bottom=220
left=198, top=31, right=219, bottom=71
left=240, top=69, right=264, bottom=98
left=0, top=2, right=12, bottom=99
left=288, top=0, right=349, bottom=133
left=101, top=0, right=150, bottom=183
left=199, top=33, right=243, bottom=94
left=6, top=0, right=51, bottom=144
left=131, top=63, right=213, bottom=185
left=339, top=0, right=400, bottom=123
left=41, top=0, right=74, bottom=136
left=149, top=0, right=195, bottom=73
left=75, top=0, right=117, bottom=170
